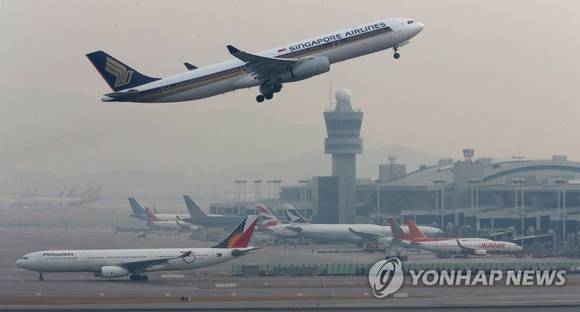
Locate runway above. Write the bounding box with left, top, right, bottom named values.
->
left=1, top=224, right=580, bottom=310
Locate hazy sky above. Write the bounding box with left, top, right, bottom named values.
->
left=1, top=0, right=580, bottom=177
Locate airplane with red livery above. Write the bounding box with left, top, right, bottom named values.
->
left=388, top=218, right=522, bottom=257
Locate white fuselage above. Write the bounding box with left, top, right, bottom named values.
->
left=106, top=18, right=423, bottom=103
left=406, top=238, right=523, bottom=255
left=148, top=213, right=191, bottom=222
left=146, top=220, right=198, bottom=232
left=270, top=223, right=442, bottom=243
left=16, top=248, right=245, bottom=274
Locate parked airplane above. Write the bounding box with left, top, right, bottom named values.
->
left=1, top=187, right=102, bottom=208
left=389, top=218, right=522, bottom=257
left=128, top=197, right=190, bottom=222
left=282, top=204, right=309, bottom=223
left=144, top=207, right=199, bottom=233
left=86, top=18, right=423, bottom=103
left=183, top=195, right=244, bottom=226
left=256, top=204, right=300, bottom=239
left=16, top=216, right=259, bottom=281
left=257, top=204, right=442, bottom=244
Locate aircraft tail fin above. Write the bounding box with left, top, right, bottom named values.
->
left=212, top=216, right=258, bottom=248
left=144, top=206, right=159, bottom=223
left=183, top=195, right=207, bottom=219
left=283, top=204, right=308, bottom=224
left=256, top=204, right=280, bottom=228
left=128, top=197, right=148, bottom=220
left=387, top=217, right=408, bottom=240
left=85, top=50, right=159, bottom=92
left=406, top=220, right=427, bottom=239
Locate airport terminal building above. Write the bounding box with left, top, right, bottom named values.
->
left=280, top=151, right=580, bottom=238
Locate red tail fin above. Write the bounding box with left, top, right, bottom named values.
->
left=387, top=217, right=408, bottom=240
left=256, top=204, right=280, bottom=228
left=406, top=220, right=426, bottom=239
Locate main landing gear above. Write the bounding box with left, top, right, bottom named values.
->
left=38, top=273, right=44, bottom=281
left=393, top=46, right=400, bottom=59
left=129, top=273, right=149, bottom=281
left=256, top=82, right=282, bottom=102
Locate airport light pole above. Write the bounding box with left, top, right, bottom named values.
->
left=241, top=180, right=247, bottom=203
left=299, top=180, right=310, bottom=218
left=267, top=180, right=273, bottom=199
left=375, top=179, right=381, bottom=225
left=253, top=180, right=262, bottom=201
left=272, top=180, right=282, bottom=199
left=555, top=178, right=568, bottom=251
left=510, top=177, right=525, bottom=236
left=233, top=180, right=242, bottom=202
left=469, top=178, right=481, bottom=233
left=433, top=179, right=446, bottom=228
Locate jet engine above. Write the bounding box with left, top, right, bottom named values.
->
left=473, top=249, right=487, bottom=256
left=98, top=266, right=130, bottom=278
left=290, top=57, right=330, bottom=81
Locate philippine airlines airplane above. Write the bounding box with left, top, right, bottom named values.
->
left=16, top=216, right=258, bottom=281
left=86, top=18, right=424, bottom=103
left=389, top=218, right=522, bottom=257
left=257, top=204, right=442, bottom=244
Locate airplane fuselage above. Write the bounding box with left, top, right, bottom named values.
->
left=16, top=248, right=241, bottom=273
left=274, top=223, right=442, bottom=243
left=406, top=238, right=523, bottom=255
left=101, top=18, right=423, bottom=103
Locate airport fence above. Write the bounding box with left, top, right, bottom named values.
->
left=233, top=260, right=580, bottom=277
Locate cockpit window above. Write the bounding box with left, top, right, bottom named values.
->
left=22, top=256, right=29, bottom=260
left=407, top=20, right=414, bottom=24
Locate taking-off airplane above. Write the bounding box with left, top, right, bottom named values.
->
left=86, top=18, right=423, bottom=103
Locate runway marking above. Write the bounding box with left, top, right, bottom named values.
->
left=215, top=283, right=237, bottom=288
left=0, top=275, right=42, bottom=289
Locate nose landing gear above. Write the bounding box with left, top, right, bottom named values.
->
left=38, top=273, right=44, bottom=281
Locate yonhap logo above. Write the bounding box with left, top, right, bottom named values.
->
left=367, top=258, right=567, bottom=299
left=368, top=257, right=404, bottom=298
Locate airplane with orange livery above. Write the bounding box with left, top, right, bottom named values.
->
left=388, top=218, right=522, bottom=257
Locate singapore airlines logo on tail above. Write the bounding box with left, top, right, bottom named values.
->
left=105, top=57, right=133, bottom=88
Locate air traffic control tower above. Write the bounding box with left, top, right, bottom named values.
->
left=324, top=90, right=363, bottom=223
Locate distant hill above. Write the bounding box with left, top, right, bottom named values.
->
left=204, top=144, right=442, bottom=186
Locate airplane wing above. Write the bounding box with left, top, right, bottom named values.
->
left=285, top=225, right=303, bottom=233
left=348, top=228, right=381, bottom=242
left=184, top=62, right=198, bottom=70
left=122, top=251, right=192, bottom=272
left=176, top=216, right=198, bottom=231
left=226, top=45, right=297, bottom=80
left=512, top=233, right=554, bottom=244
left=456, top=239, right=478, bottom=252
